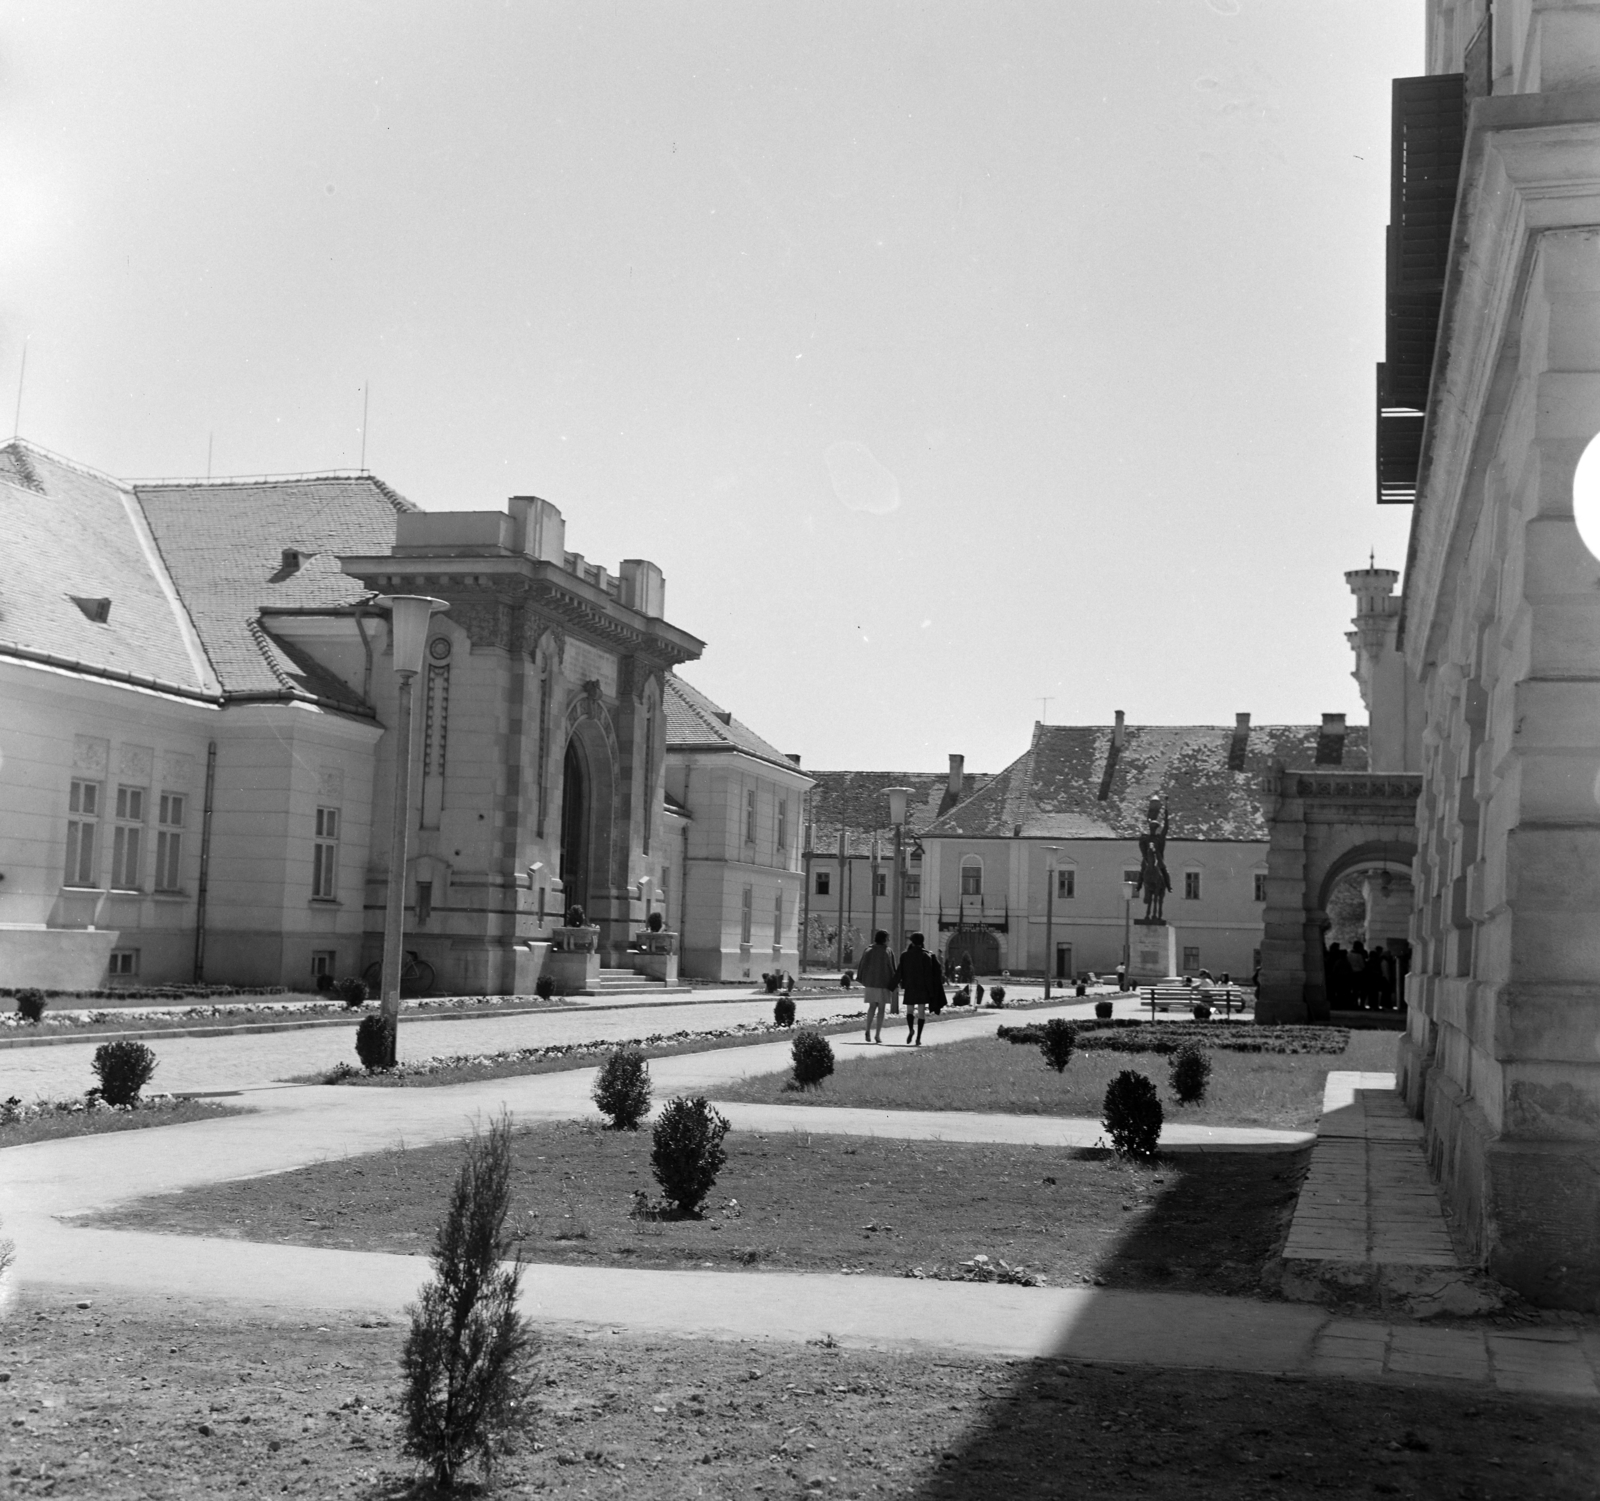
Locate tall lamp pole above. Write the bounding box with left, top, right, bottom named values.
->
left=1042, top=845, right=1060, bottom=1000
left=376, top=593, right=447, bottom=1067
left=886, top=788, right=914, bottom=957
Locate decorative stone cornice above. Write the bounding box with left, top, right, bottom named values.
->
left=1289, top=771, right=1422, bottom=803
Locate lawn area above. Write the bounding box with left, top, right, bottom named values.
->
left=713, top=1027, right=1400, bottom=1130
left=0, top=1095, right=243, bottom=1149
left=4, top=1292, right=1595, bottom=1501
left=90, top=1118, right=1309, bottom=1297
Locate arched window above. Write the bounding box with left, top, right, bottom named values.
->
left=960, top=856, right=983, bottom=897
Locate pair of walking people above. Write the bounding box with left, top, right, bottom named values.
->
left=855, top=929, right=945, bottom=1045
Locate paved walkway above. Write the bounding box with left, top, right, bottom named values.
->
left=1, top=1011, right=1593, bottom=1400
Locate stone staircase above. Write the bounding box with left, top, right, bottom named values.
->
left=587, top=967, right=694, bottom=997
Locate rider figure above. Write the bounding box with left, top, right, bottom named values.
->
left=1134, top=798, right=1172, bottom=922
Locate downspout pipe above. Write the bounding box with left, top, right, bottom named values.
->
left=192, top=740, right=217, bottom=982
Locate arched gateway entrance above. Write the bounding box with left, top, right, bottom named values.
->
left=559, top=738, right=589, bottom=915
left=1258, top=767, right=1420, bottom=1023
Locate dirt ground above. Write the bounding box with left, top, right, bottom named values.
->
left=2, top=1291, right=1595, bottom=1499
left=89, top=1121, right=1307, bottom=1297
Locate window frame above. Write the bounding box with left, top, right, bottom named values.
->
left=1254, top=872, right=1268, bottom=903
left=1055, top=867, right=1076, bottom=900
left=155, top=791, right=186, bottom=893
left=740, top=884, right=753, bottom=944
left=1183, top=870, right=1202, bottom=901
left=815, top=869, right=831, bottom=897
left=745, top=787, right=757, bottom=845
left=1182, top=945, right=1201, bottom=972
left=312, top=805, right=341, bottom=902
left=108, top=948, right=140, bottom=978
left=65, top=778, right=102, bottom=888
left=960, top=857, right=983, bottom=897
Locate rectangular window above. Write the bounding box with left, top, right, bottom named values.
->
left=311, top=950, right=337, bottom=979
left=313, top=806, right=340, bottom=900
left=155, top=792, right=186, bottom=892
left=1182, top=946, right=1201, bottom=972
left=773, top=891, right=784, bottom=945
left=416, top=881, right=433, bottom=925
left=815, top=870, right=831, bottom=896
left=111, top=785, right=146, bottom=890
left=1123, top=868, right=1141, bottom=887
left=745, top=788, right=757, bottom=844
left=961, top=864, right=982, bottom=897
left=65, top=779, right=101, bottom=886
left=905, top=875, right=921, bottom=899
left=1254, top=873, right=1268, bottom=903
left=1056, top=869, right=1075, bottom=899
left=740, top=884, right=753, bottom=944
left=537, top=885, right=547, bottom=923
left=777, top=799, right=788, bottom=850
left=1184, top=871, right=1201, bottom=900
left=108, top=949, right=139, bottom=977
left=874, top=871, right=887, bottom=897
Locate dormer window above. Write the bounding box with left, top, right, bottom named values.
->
left=71, top=596, right=112, bottom=623
left=281, top=549, right=303, bottom=574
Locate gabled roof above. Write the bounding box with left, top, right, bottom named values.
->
left=135, top=474, right=412, bottom=701
left=662, top=673, right=806, bottom=776
left=924, top=722, right=1370, bottom=843
left=806, top=770, right=996, bottom=856
left=0, top=443, right=218, bottom=697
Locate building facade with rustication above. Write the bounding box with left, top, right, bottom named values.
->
left=1375, top=1, right=1600, bottom=1308
left=0, top=439, right=706, bottom=994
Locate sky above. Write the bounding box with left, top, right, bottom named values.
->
left=3, top=1, right=1421, bottom=774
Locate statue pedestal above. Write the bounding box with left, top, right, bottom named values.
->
left=1129, top=921, right=1178, bottom=984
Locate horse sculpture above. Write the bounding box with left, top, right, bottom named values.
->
left=1134, top=801, right=1171, bottom=922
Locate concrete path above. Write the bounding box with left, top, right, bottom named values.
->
left=2, top=1012, right=1593, bottom=1400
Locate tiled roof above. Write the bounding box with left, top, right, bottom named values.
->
left=135, top=474, right=413, bottom=700
left=663, top=673, right=804, bottom=775
left=806, top=770, right=997, bottom=856
left=0, top=444, right=218, bottom=696
left=924, top=722, right=1371, bottom=843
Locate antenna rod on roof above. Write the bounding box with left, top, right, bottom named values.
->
left=360, top=380, right=370, bottom=472
left=12, top=337, right=26, bottom=439
left=1038, top=696, right=1052, bottom=724
left=207, top=432, right=213, bottom=479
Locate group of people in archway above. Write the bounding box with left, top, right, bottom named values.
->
left=1324, top=939, right=1405, bottom=1010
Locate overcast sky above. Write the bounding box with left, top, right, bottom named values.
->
left=4, top=1, right=1420, bottom=774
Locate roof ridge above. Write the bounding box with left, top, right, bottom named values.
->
left=3, top=438, right=130, bottom=492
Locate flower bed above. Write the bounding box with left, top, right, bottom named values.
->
left=996, top=1022, right=1350, bottom=1056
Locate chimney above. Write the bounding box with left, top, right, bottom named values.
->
left=1227, top=712, right=1251, bottom=772
left=1315, top=712, right=1348, bottom=765
left=938, top=753, right=966, bottom=816
left=786, top=753, right=802, bottom=766
left=1112, top=709, right=1126, bottom=749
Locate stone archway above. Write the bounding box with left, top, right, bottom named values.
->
left=557, top=695, right=625, bottom=953
left=944, top=928, right=1001, bottom=977
left=1257, top=767, right=1420, bottom=1024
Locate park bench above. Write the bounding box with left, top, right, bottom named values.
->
left=1137, top=983, right=1255, bottom=1018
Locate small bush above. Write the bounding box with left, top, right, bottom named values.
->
left=988, top=985, right=1006, bottom=1007
left=761, top=971, right=780, bottom=994
left=338, top=976, right=368, bottom=1008
left=650, top=1096, right=730, bottom=1215
left=773, top=995, right=797, bottom=1027
left=401, top=1111, right=537, bottom=1490
left=564, top=904, right=586, bottom=928
left=356, top=1014, right=392, bottom=1071
left=315, top=973, right=335, bottom=993
left=1169, top=1043, right=1213, bottom=1104
left=1191, top=1002, right=1212, bottom=1021
left=534, top=975, right=555, bottom=1001
left=15, top=989, right=46, bottom=1023
left=839, top=970, right=854, bottom=989
left=1094, top=999, right=1114, bottom=1020
left=1102, top=1070, right=1163, bottom=1161
left=1038, top=1018, right=1076, bottom=1074
left=91, top=1041, right=157, bottom=1106
left=791, top=1028, right=835, bottom=1089
left=646, top=910, right=664, bottom=933
left=591, top=1047, right=651, bottom=1130
left=951, top=986, right=971, bottom=1007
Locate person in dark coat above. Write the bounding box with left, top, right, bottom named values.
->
left=957, top=953, right=974, bottom=986
left=898, top=931, right=944, bottom=1046
left=855, top=929, right=899, bottom=1043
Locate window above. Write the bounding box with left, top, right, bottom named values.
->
left=65, top=779, right=101, bottom=886
left=745, top=788, right=757, bottom=844
left=1254, top=873, right=1268, bottom=903
left=111, top=785, right=146, bottom=890
left=1055, top=868, right=1075, bottom=899
left=777, top=798, right=788, bottom=850
left=416, top=881, right=433, bottom=925
left=313, top=807, right=340, bottom=900
left=815, top=870, right=831, bottom=896
left=108, top=949, right=139, bottom=977
left=311, top=950, right=336, bottom=980
left=1184, top=871, right=1201, bottom=900
left=537, top=884, right=547, bottom=923
left=1182, top=946, right=1201, bottom=972
left=905, top=875, right=921, bottom=899
left=875, top=872, right=887, bottom=897
left=773, top=891, right=784, bottom=945
left=961, top=859, right=982, bottom=897
left=1123, top=868, right=1141, bottom=887
left=740, top=884, right=753, bottom=944
left=155, top=792, right=185, bottom=892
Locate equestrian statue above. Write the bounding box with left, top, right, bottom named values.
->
left=1134, top=797, right=1171, bottom=923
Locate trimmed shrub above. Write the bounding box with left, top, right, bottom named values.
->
left=91, top=1041, right=157, bottom=1106
left=534, top=976, right=556, bottom=1001
left=564, top=904, right=586, bottom=928
left=338, top=976, right=368, bottom=1008
left=315, top=973, right=336, bottom=993
left=773, top=995, right=797, bottom=1027
left=1102, top=1070, right=1163, bottom=1160
left=1169, top=1043, right=1213, bottom=1104
left=1038, top=1018, right=1076, bottom=1074
left=791, top=1028, right=835, bottom=1089
left=646, top=910, right=664, bottom=933
left=401, top=1112, right=537, bottom=1490
left=650, top=1096, right=730, bottom=1215
left=1094, top=1000, right=1114, bottom=1020
left=951, top=986, right=971, bottom=1007
left=356, top=1014, right=391, bottom=1071
left=15, top=989, right=46, bottom=1024
left=988, top=985, right=1006, bottom=1007
left=762, top=971, right=782, bottom=995
left=591, top=1047, right=651, bottom=1130
left=1191, top=1002, right=1212, bottom=1021
left=839, top=970, right=855, bottom=989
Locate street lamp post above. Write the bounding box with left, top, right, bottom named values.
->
left=1122, top=880, right=1136, bottom=989
left=376, top=593, right=447, bottom=1067
left=1042, top=845, right=1060, bottom=1000
left=886, top=787, right=914, bottom=958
